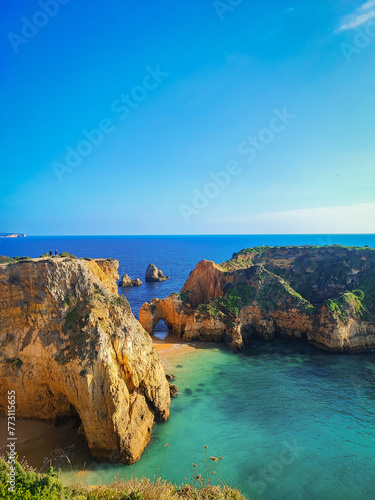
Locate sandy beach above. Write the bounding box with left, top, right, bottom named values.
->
left=0, top=417, right=85, bottom=470
left=151, top=334, right=214, bottom=371
left=152, top=334, right=201, bottom=356
left=0, top=335, right=208, bottom=470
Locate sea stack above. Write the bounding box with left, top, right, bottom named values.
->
left=145, top=263, right=170, bottom=282
left=0, top=257, right=170, bottom=464
left=119, top=273, right=143, bottom=287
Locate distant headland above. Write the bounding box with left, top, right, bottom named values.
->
left=0, top=233, right=26, bottom=238
left=140, top=244, right=375, bottom=353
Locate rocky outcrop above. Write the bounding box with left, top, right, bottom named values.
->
left=180, top=260, right=224, bottom=307
left=145, top=264, right=170, bottom=282
left=85, top=258, right=119, bottom=294
left=169, top=383, right=178, bottom=398
left=119, top=273, right=132, bottom=287
left=119, top=274, right=143, bottom=287
left=140, top=246, right=375, bottom=353
left=0, top=257, right=170, bottom=464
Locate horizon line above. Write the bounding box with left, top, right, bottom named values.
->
left=2, top=233, right=375, bottom=237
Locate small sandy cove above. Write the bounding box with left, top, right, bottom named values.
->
left=0, top=335, right=205, bottom=468
left=152, top=334, right=200, bottom=357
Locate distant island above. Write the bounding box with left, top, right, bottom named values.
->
left=0, top=233, right=26, bottom=238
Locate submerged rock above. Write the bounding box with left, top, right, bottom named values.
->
left=145, top=264, right=170, bottom=282
left=139, top=245, right=375, bottom=353
left=169, top=383, right=178, bottom=398
left=0, top=257, right=170, bottom=464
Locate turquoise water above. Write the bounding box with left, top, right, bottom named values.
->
left=3, top=235, right=375, bottom=499
left=63, top=339, right=375, bottom=500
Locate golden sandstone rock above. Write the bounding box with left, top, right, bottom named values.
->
left=140, top=246, right=375, bottom=353
left=0, top=257, right=170, bottom=464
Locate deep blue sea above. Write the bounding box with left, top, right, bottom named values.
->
left=1, top=235, right=375, bottom=500
left=2, top=234, right=375, bottom=316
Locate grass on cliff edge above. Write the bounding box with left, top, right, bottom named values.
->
left=0, top=458, right=246, bottom=500
left=0, top=255, right=32, bottom=265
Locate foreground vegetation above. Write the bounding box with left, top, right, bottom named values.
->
left=0, top=458, right=246, bottom=500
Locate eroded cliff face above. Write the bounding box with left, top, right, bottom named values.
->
left=180, top=260, right=224, bottom=306
left=0, top=257, right=170, bottom=464
left=139, top=246, right=375, bottom=353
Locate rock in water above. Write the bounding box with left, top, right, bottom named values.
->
left=131, top=278, right=143, bottom=286
left=140, top=246, right=375, bottom=353
left=0, top=257, right=170, bottom=464
left=119, top=273, right=132, bottom=287
left=119, top=273, right=142, bottom=287
left=145, top=263, right=170, bottom=282
left=119, top=274, right=143, bottom=287
left=169, top=383, right=178, bottom=398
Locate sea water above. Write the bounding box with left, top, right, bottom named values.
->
left=62, top=341, right=375, bottom=500
left=1, top=235, right=374, bottom=499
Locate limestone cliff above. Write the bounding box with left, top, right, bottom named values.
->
left=140, top=245, right=375, bottom=353
left=0, top=257, right=170, bottom=464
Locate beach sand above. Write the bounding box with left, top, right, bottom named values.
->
left=151, top=334, right=213, bottom=370
left=152, top=334, right=200, bottom=356
left=0, top=417, right=85, bottom=470
left=0, top=335, right=210, bottom=469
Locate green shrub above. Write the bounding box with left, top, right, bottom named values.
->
left=325, top=290, right=366, bottom=322
left=0, top=457, right=246, bottom=500
left=0, top=256, right=15, bottom=264
left=179, top=291, right=190, bottom=303
left=0, top=256, right=32, bottom=264
left=5, top=358, right=23, bottom=369
left=59, top=252, right=77, bottom=259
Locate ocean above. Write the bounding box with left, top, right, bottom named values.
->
left=1, top=234, right=375, bottom=499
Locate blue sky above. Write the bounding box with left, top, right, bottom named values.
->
left=0, top=0, right=374, bottom=235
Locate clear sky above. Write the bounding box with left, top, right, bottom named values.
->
left=1, top=0, right=374, bottom=235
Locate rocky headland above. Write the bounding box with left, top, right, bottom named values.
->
left=140, top=245, right=375, bottom=353
left=0, top=256, right=170, bottom=464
